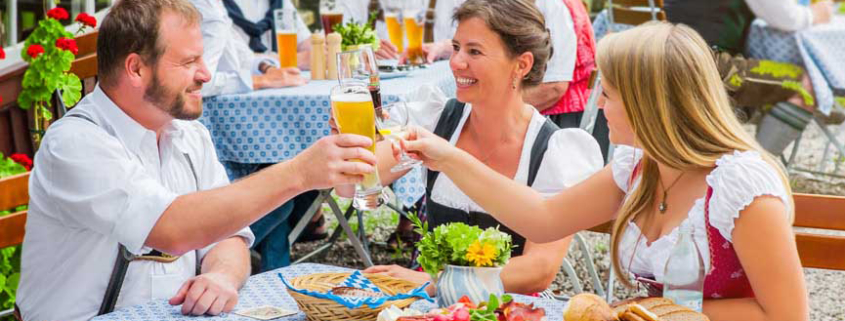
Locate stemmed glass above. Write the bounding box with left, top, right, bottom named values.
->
left=337, top=46, right=383, bottom=119
left=376, top=102, right=423, bottom=172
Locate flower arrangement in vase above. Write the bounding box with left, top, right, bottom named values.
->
left=409, top=215, right=512, bottom=307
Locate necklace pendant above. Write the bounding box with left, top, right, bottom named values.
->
left=658, top=202, right=667, bottom=214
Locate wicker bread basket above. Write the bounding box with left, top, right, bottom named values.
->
left=286, top=272, right=423, bottom=321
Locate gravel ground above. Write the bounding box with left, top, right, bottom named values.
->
left=289, top=121, right=845, bottom=321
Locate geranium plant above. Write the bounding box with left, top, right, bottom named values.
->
left=410, top=215, right=512, bottom=279
left=18, top=7, right=96, bottom=122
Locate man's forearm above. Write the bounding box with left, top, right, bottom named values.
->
left=148, top=161, right=306, bottom=255
left=201, top=237, right=251, bottom=290
left=524, top=82, right=569, bottom=112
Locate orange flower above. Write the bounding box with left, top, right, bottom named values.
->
left=466, top=240, right=497, bottom=267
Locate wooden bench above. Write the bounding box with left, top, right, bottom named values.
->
left=0, top=172, right=29, bottom=249
left=0, top=172, right=29, bottom=318
left=588, top=193, right=845, bottom=270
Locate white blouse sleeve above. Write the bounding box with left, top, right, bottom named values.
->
left=706, top=151, right=790, bottom=242
left=532, top=128, right=603, bottom=197
left=405, top=84, right=449, bottom=133
left=610, top=145, right=644, bottom=192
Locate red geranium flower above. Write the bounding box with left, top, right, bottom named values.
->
left=75, top=13, right=97, bottom=28
left=56, top=38, right=79, bottom=55
left=46, top=7, right=70, bottom=20
left=26, top=44, right=45, bottom=59
left=10, top=154, right=33, bottom=171
left=0, top=46, right=5, bottom=59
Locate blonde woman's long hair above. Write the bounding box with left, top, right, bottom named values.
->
left=596, top=22, right=794, bottom=287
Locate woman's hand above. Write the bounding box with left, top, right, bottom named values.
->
left=363, top=265, right=435, bottom=295
left=399, top=125, right=459, bottom=172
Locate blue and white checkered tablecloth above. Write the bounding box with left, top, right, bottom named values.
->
left=746, top=15, right=845, bottom=115
left=200, top=61, right=455, bottom=207
left=593, top=10, right=845, bottom=115
left=92, top=263, right=566, bottom=321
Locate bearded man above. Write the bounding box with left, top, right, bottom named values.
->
left=14, top=1, right=376, bottom=320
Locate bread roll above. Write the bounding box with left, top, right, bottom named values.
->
left=563, top=293, right=618, bottom=321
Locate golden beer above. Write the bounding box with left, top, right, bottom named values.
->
left=404, top=15, right=425, bottom=65
left=331, top=92, right=382, bottom=198
left=385, top=14, right=404, bottom=53
left=277, top=32, right=298, bottom=68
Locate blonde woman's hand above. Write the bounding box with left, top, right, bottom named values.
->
left=399, top=125, right=458, bottom=172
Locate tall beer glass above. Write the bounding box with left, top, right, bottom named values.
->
left=403, top=0, right=426, bottom=65
left=330, top=82, right=384, bottom=210
left=383, top=0, right=404, bottom=53
left=274, top=8, right=298, bottom=68
left=320, top=0, right=344, bottom=35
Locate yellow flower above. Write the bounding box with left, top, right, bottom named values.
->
left=466, top=240, right=497, bottom=267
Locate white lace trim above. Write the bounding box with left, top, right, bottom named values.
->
left=615, top=149, right=789, bottom=280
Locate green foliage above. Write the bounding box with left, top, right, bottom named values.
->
left=334, top=17, right=380, bottom=51
left=0, top=153, right=27, bottom=178
left=750, top=60, right=803, bottom=79
left=835, top=96, right=845, bottom=108
left=470, top=294, right=513, bottom=321
left=410, top=215, right=512, bottom=280
left=782, top=80, right=815, bottom=107
left=17, top=16, right=83, bottom=120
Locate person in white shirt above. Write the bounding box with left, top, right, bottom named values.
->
left=14, top=1, right=376, bottom=320
left=223, top=0, right=314, bottom=66
left=189, top=0, right=307, bottom=97
left=745, top=0, right=835, bottom=32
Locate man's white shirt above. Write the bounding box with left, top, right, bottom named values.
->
left=16, top=86, right=254, bottom=321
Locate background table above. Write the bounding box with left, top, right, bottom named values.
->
left=199, top=61, right=456, bottom=207
left=593, top=9, right=845, bottom=115
left=92, top=263, right=567, bottom=321
left=745, top=14, right=845, bottom=115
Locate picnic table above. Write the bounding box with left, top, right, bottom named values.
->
left=92, top=263, right=568, bottom=321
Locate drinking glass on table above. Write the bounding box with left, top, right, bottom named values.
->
left=403, top=0, right=426, bottom=65
left=376, top=102, right=423, bottom=172
left=383, top=0, right=405, bottom=53
left=320, top=0, right=344, bottom=35
left=330, top=82, right=385, bottom=210
left=273, top=7, right=298, bottom=68
left=337, top=46, right=383, bottom=114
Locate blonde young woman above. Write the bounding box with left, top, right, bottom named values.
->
left=400, top=22, right=808, bottom=321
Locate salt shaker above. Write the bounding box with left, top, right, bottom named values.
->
left=326, top=32, right=342, bottom=80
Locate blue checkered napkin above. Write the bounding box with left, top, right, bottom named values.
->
left=279, top=271, right=434, bottom=309
left=337, top=271, right=383, bottom=293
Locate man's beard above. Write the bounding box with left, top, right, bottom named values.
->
left=143, top=71, right=203, bottom=120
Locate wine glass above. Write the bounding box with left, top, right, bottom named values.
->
left=376, top=101, right=423, bottom=172
left=337, top=46, right=383, bottom=117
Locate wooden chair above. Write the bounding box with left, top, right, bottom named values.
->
left=0, top=172, right=29, bottom=318
left=607, top=0, right=666, bottom=27
left=792, top=193, right=845, bottom=270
